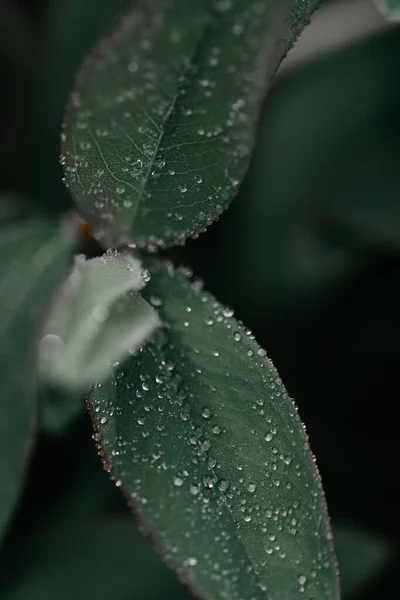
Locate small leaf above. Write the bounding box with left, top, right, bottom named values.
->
left=39, top=250, right=160, bottom=390
left=63, top=0, right=319, bottom=249
left=89, top=262, right=339, bottom=600
left=0, top=214, right=74, bottom=540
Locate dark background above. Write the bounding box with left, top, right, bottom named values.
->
left=0, top=0, right=399, bottom=598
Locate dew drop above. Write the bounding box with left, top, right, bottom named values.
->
left=202, top=407, right=212, bottom=419
left=141, top=268, right=151, bottom=283
left=218, top=479, right=230, bottom=492
left=150, top=295, right=162, bottom=307
left=203, top=475, right=216, bottom=489
left=190, top=484, right=200, bottom=495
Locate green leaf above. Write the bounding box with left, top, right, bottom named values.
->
left=89, top=262, right=339, bottom=600
left=63, top=0, right=319, bottom=249
left=0, top=215, right=74, bottom=539
left=374, top=0, right=400, bottom=19
left=39, top=251, right=161, bottom=391
left=333, top=521, right=392, bottom=598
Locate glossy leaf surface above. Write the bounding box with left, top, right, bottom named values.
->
left=63, top=0, right=319, bottom=248
left=0, top=216, right=73, bottom=539
left=90, top=263, right=339, bottom=600
left=39, top=251, right=160, bottom=390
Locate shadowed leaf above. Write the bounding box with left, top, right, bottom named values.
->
left=0, top=213, right=74, bottom=539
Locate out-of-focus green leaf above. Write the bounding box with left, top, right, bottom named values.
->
left=1, top=518, right=192, bottom=600
left=39, top=251, right=160, bottom=391
left=201, top=28, right=400, bottom=321
left=89, top=262, right=339, bottom=600
left=0, top=418, right=192, bottom=600
left=30, top=0, right=130, bottom=212
left=333, top=521, right=392, bottom=598
left=374, top=0, right=400, bottom=20
left=0, top=2, right=36, bottom=193
left=0, top=213, right=74, bottom=540
left=63, top=0, right=320, bottom=249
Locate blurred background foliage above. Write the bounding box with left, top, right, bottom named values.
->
left=0, top=0, right=399, bottom=598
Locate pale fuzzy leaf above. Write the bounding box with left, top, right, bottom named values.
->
left=39, top=251, right=160, bottom=390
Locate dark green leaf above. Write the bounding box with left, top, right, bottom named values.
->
left=333, top=521, right=392, bottom=598
left=0, top=215, right=74, bottom=539
left=63, top=0, right=319, bottom=249
left=39, top=251, right=160, bottom=391
left=89, top=262, right=339, bottom=600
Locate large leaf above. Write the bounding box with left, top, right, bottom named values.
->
left=0, top=214, right=74, bottom=539
left=89, top=262, right=339, bottom=600
left=39, top=251, right=160, bottom=391
left=62, top=0, right=319, bottom=249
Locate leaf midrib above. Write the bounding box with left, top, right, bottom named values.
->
left=129, top=7, right=215, bottom=233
